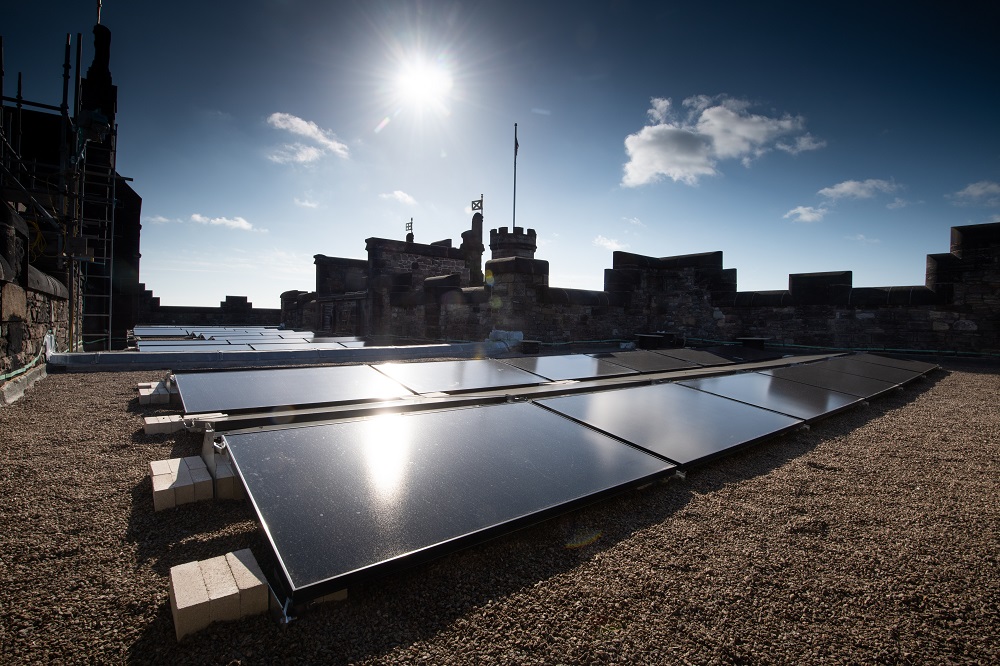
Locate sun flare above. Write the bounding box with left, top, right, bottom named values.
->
left=394, top=59, right=453, bottom=114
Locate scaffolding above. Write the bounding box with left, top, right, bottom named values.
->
left=1, top=27, right=126, bottom=352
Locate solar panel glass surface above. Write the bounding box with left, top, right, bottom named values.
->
left=653, top=349, right=735, bottom=366
left=174, top=364, right=414, bottom=413
left=588, top=350, right=698, bottom=373
left=374, top=359, right=545, bottom=393
left=679, top=372, right=861, bottom=420
left=760, top=365, right=897, bottom=397
left=224, top=402, right=674, bottom=602
left=537, top=383, right=802, bottom=466
left=501, top=354, right=639, bottom=381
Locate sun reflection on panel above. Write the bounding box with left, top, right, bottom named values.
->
left=360, top=414, right=412, bottom=504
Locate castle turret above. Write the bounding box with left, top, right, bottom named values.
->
left=490, top=226, right=536, bottom=259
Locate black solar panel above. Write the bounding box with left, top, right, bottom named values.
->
left=501, top=354, right=639, bottom=381
left=760, top=364, right=897, bottom=397
left=820, top=356, right=924, bottom=385
left=139, top=344, right=254, bottom=352
left=653, top=348, right=735, bottom=367
left=224, top=403, right=674, bottom=603
left=374, top=359, right=545, bottom=394
left=132, top=326, right=190, bottom=338
left=679, top=372, right=861, bottom=420
left=588, top=350, right=699, bottom=373
left=174, top=365, right=414, bottom=413
left=857, top=353, right=939, bottom=374
left=537, top=383, right=802, bottom=466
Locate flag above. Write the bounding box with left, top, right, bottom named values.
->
left=515, top=136, right=519, bottom=156
left=471, top=199, right=483, bottom=211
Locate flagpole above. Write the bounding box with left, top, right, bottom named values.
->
left=513, top=123, right=518, bottom=228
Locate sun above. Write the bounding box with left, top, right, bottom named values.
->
left=394, top=58, right=453, bottom=115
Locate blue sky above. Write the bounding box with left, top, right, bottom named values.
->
left=7, top=1, right=999, bottom=308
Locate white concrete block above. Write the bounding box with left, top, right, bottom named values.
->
left=169, top=561, right=211, bottom=641
left=143, top=415, right=185, bottom=435
left=214, top=461, right=235, bottom=500
left=151, top=473, right=176, bottom=511
left=189, top=466, right=214, bottom=502
left=149, top=458, right=173, bottom=477
left=199, top=555, right=241, bottom=623
left=183, top=455, right=207, bottom=470
left=173, top=465, right=195, bottom=505
left=226, top=549, right=269, bottom=617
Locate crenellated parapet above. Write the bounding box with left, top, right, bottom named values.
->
left=490, top=226, right=537, bottom=259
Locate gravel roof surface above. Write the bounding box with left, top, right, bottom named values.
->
left=0, top=361, right=997, bottom=664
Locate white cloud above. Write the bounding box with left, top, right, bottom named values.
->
left=144, top=215, right=174, bottom=224
left=294, top=198, right=319, bottom=208
left=783, top=206, right=828, bottom=223
left=267, top=112, right=349, bottom=163
left=818, top=178, right=898, bottom=200
left=886, top=197, right=908, bottom=209
left=950, top=180, right=1000, bottom=207
left=776, top=133, right=827, bottom=154
left=268, top=143, right=325, bottom=164
left=622, top=216, right=645, bottom=227
left=531, top=107, right=552, bottom=116
left=846, top=234, right=880, bottom=244
left=379, top=190, right=417, bottom=206
left=593, top=235, right=628, bottom=251
left=190, top=213, right=264, bottom=232
left=622, top=95, right=821, bottom=187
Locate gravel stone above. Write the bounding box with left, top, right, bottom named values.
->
left=0, top=363, right=997, bottom=664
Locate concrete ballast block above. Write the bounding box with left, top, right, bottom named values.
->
left=199, top=556, right=241, bottom=623
left=143, top=414, right=185, bottom=435
left=189, top=466, right=214, bottom=502
left=169, top=561, right=211, bottom=641
left=226, top=549, right=269, bottom=617
left=151, top=473, right=176, bottom=511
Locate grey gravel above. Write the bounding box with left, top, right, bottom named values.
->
left=0, top=362, right=997, bottom=664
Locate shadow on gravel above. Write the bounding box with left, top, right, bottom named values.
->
left=126, top=369, right=945, bottom=665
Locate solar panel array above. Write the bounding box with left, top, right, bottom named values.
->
left=209, top=352, right=936, bottom=606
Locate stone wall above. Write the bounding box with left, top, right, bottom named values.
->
left=137, top=287, right=280, bottom=329
left=285, top=220, right=1000, bottom=354
left=2, top=204, right=70, bottom=378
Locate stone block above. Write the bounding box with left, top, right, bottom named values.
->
left=226, top=549, right=269, bottom=617
left=189, top=466, right=214, bottom=502
left=149, top=458, right=174, bottom=477
left=173, top=465, right=195, bottom=505
left=199, top=555, right=241, bottom=623
left=151, top=472, right=176, bottom=511
left=183, top=455, right=207, bottom=470
left=214, top=461, right=236, bottom=500
left=169, top=561, right=211, bottom=641
left=143, top=414, right=185, bottom=435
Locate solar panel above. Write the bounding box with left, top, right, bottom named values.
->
left=588, top=350, right=699, bottom=373
left=819, top=356, right=925, bottom=385
left=653, top=348, right=735, bottom=367
left=374, top=359, right=545, bottom=394
left=246, top=342, right=318, bottom=351
left=693, top=346, right=787, bottom=363
left=501, top=354, right=639, bottom=381
left=137, top=339, right=225, bottom=348
left=536, top=383, right=802, bottom=466
left=174, top=365, right=414, bottom=414
left=679, top=372, right=861, bottom=420
left=759, top=364, right=897, bottom=398
left=856, top=353, right=939, bottom=374
left=139, top=344, right=254, bottom=352
left=223, top=402, right=674, bottom=603
left=132, top=326, right=191, bottom=338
